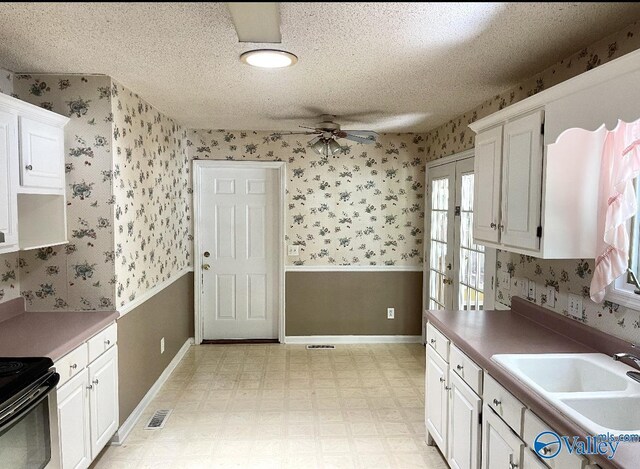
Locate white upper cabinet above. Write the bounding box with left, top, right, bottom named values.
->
left=0, top=92, right=69, bottom=251
left=470, top=48, right=640, bottom=259
left=0, top=110, right=19, bottom=253
left=473, top=110, right=544, bottom=255
left=500, top=110, right=544, bottom=251
left=19, top=116, right=65, bottom=191
left=473, top=126, right=502, bottom=244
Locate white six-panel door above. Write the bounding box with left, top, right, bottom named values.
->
left=199, top=166, right=279, bottom=340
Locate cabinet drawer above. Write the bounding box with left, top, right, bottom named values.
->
left=484, top=373, right=525, bottom=436
left=523, top=410, right=588, bottom=469
left=426, top=322, right=450, bottom=362
left=55, top=343, right=88, bottom=387
left=450, top=344, right=483, bottom=396
left=88, top=323, right=117, bottom=363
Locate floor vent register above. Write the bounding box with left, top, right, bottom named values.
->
left=144, top=409, right=172, bottom=430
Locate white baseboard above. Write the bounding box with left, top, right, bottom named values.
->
left=110, top=337, right=194, bottom=445
left=284, top=335, right=422, bottom=344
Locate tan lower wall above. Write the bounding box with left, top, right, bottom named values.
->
left=285, top=271, right=422, bottom=336
left=116, top=272, right=194, bottom=425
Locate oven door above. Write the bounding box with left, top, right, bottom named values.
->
left=0, top=371, right=60, bottom=469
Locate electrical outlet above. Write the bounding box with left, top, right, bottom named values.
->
left=527, top=281, right=536, bottom=301
left=287, top=244, right=300, bottom=256
left=568, top=294, right=583, bottom=318
left=546, top=286, right=556, bottom=308
left=499, top=271, right=511, bottom=290
left=387, top=307, right=395, bottom=319
left=511, top=277, right=528, bottom=298
left=160, top=337, right=165, bottom=354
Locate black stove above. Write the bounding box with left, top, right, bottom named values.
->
left=0, top=357, right=54, bottom=405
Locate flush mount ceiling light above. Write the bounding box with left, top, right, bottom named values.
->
left=240, top=49, right=298, bottom=69
left=311, top=137, right=342, bottom=158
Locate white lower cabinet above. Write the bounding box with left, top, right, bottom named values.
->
left=88, top=346, right=119, bottom=458
left=56, top=323, right=118, bottom=469
left=57, top=369, right=91, bottom=469
left=523, top=448, right=548, bottom=469
left=482, top=403, right=524, bottom=469
left=448, top=372, right=481, bottom=469
left=426, top=347, right=449, bottom=453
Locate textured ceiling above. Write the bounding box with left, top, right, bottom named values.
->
left=0, top=2, right=639, bottom=132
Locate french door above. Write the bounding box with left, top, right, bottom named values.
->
left=425, top=156, right=495, bottom=311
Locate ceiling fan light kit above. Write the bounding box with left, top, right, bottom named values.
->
left=240, top=49, right=298, bottom=68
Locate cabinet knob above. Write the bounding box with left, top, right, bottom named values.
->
left=430, top=339, right=436, bottom=344
left=509, top=463, right=518, bottom=469
left=70, top=363, right=77, bottom=370
left=498, top=224, right=504, bottom=231
left=25, top=164, right=33, bottom=171
left=492, top=398, right=501, bottom=406
left=105, top=339, right=111, bottom=346
left=203, top=264, right=211, bottom=270
left=490, top=223, right=496, bottom=229
left=92, top=379, right=99, bottom=385
left=456, top=364, right=464, bottom=371
left=444, top=386, right=451, bottom=391
left=86, top=384, right=93, bottom=390
left=439, top=377, right=445, bottom=383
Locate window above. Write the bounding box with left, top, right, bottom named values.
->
left=608, top=179, right=640, bottom=307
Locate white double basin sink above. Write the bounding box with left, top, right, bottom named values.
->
left=492, top=353, right=640, bottom=435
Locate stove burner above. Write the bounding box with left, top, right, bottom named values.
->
left=0, top=361, right=24, bottom=376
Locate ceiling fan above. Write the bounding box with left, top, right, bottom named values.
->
left=273, top=114, right=379, bottom=157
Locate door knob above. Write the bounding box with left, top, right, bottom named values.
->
left=203, top=264, right=211, bottom=270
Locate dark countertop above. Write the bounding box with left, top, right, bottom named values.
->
left=426, top=297, right=639, bottom=469
left=0, top=298, right=118, bottom=361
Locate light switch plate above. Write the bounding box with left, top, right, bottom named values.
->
left=387, top=308, right=395, bottom=319
left=288, top=244, right=300, bottom=256
left=499, top=271, right=511, bottom=290
left=546, top=286, right=556, bottom=308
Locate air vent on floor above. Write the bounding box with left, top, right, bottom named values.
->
left=144, top=409, right=172, bottom=430
left=306, top=345, right=335, bottom=349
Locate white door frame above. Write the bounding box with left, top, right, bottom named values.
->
left=193, top=160, right=286, bottom=344
left=422, top=149, right=497, bottom=341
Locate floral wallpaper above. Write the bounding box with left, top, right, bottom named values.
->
left=0, top=67, right=13, bottom=97
left=422, top=20, right=640, bottom=343
left=12, top=74, right=116, bottom=311
left=111, top=81, right=191, bottom=308
left=188, top=130, right=428, bottom=266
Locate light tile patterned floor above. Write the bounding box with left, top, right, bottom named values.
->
left=92, top=344, right=448, bottom=469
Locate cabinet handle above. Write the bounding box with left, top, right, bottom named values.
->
left=456, top=364, right=464, bottom=371
left=444, top=386, right=451, bottom=391
left=541, top=446, right=553, bottom=455
left=25, top=164, right=33, bottom=171
left=105, top=339, right=111, bottom=346
left=430, top=339, right=436, bottom=344
left=70, top=363, right=77, bottom=370
left=86, top=384, right=93, bottom=390
left=509, top=463, right=518, bottom=469
left=439, top=377, right=445, bottom=383
left=498, top=224, right=504, bottom=231
left=490, top=223, right=496, bottom=229
left=92, top=379, right=99, bottom=385
left=492, top=398, right=501, bottom=406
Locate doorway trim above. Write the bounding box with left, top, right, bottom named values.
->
left=193, top=160, right=286, bottom=344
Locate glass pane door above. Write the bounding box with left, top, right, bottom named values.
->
left=456, top=159, right=485, bottom=310
left=427, top=165, right=455, bottom=310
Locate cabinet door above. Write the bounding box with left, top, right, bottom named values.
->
left=500, top=110, right=544, bottom=251
left=0, top=110, right=18, bottom=252
left=57, top=368, right=91, bottom=469
left=88, top=346, right=118, bottom=458
left=448, top=372, right=481, bottom=469
left=425, top=348, right=449, bottom=455
left=473, top=125, right=502, bottom=245
left=482, top=404, right=524, bottom=469
left=19, top=116, right=64, bottom=190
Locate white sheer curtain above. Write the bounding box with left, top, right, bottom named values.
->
left=590, top=120, right=640, bottom=303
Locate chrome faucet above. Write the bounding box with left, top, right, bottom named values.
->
left=613, top=352, right=640, bottom=384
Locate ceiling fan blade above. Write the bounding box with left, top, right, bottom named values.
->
left=308, top=136, right=321, bottom=146
left=343, top=130, right=379, bottom=137
left=271, top=131, right=318, bottom=136
left=227, top=2, right=281, bottom=43
left=343, top=133, right=377, bottom=144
